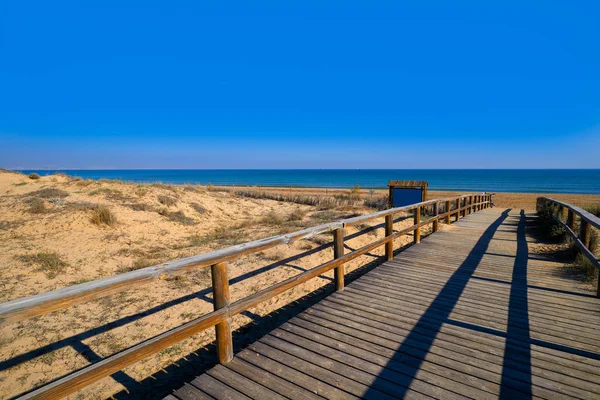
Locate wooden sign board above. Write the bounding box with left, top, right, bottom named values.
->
left=388, top=180, right=428, bottom=208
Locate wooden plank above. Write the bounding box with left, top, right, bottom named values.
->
left=172, top=384, right=214, bottom=400
left=190, top=374, right=251, bottom=400
left=225, top=358, right=321, bottom=400
left=238, top=348, right=361, bottom=400
left=207, top=365, right=286, bottom=399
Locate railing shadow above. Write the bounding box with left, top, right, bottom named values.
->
left=500, top=210, right=531, bottom=397
left=362, top=209, right=513, bottom=398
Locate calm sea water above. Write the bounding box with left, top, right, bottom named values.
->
left=18, top=169, right=600, bottom=194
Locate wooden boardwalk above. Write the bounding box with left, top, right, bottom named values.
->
left=168, top=208, right=600, bottom=400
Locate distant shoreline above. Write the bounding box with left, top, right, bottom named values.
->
left=9, top=169, right=600, bottom=195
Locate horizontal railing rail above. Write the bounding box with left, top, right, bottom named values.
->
left=537, top=197, right=600, bottom=295
left=7, top=192, right=494, bottom=399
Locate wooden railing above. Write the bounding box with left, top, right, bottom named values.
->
left=2, top=193, right=494, bottom=399
left=537, top=197, right=600, bottom=296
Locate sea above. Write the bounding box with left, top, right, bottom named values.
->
left=17, top=169, right=600, bottom=194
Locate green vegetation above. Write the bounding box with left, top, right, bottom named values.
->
left=28, top=173, right=40, bottom=180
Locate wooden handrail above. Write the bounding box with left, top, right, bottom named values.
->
left=537, top=197, right=600, bottom=296
left=13, top=192, right=493, bottom=399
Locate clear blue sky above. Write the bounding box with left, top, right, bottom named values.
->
left=1, top=1, right=599, bottom=169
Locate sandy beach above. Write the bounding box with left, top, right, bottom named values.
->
left=1, top=170, right=598, bottom=399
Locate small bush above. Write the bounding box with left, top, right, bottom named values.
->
left=28, top=173, right=40, bottom=180
left=158, top=195, right=178, bottom=207
left=287, top=208, right=306, bottom=222
left=25, top=188, right=69, bottom=199
left=536, top=201, right=566, bottom=241
left=158, top=209, right=196, bottom=225
left=190, top=202, right=207, bottom=214
left=90, top=205, right=117, bottom=226
left=364, top=196, right=388, bottom=211
left=18, top=252, right=68, bottom=278
left=261, top=210, right=284, bottom=226
left=29, top=198, right=47, bottom=214
left=350, top=184, right=361, bottom=200
left=124, top=202, right=155, bottom=212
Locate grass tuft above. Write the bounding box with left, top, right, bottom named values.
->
left=28, top=173, right=40, bottom=180
left=90, top=205, right=117, bottom=226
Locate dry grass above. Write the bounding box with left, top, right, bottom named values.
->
left=190, top=202, right=207, bottom=214
left=158, top=209, right=196, bottom=225
left=190, top=226, right=248, bottom=246
left=28, top=198, right=47, bottom=214
left=90, top=205, right=117, bottom=226
left=17, top=252, right=68, bottom=278
left=287, top=208, right=306, bottom=222
left=24, top=188, right=69, bottom=199
left=158, top=195, right=178, bottom=207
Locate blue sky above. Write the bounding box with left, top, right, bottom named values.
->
left=1, top=1, right=599, bottom=169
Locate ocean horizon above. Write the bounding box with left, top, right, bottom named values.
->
left=15, top=169, right=600, bottom=195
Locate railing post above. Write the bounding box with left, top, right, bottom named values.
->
left=456, top=198, right=461, bottom=221
left=559, top=205, right=566, bottom=222
left=385, top=215, right=394, bottom=260
left=567, top=210, right=575, bottom=231
left=433, top=202, right=439, bottom=233
left=580, top=219, right=591, bottom=249
left=333, top=228, right=345, bottom=290
left=469, top=195, right=473, bottom=214
left=414, top=206, right=421, bottom=243
left=211, top=262, right=233, bottom=364
left=477, top=195, right=481, bottom=211
left=445, top=200, right=451, bottom=224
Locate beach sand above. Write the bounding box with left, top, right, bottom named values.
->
left=1, top=170, right=598, bottom=399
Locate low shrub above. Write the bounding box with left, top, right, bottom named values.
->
left=28, top=173, right=40, bottom=180
left=158, top=209, right=196, bottom=225
left=190, top=202, right=207, bottom=214
left=364, top=196, right=388, bottom=211
left=18, top=252, right=68, bottom=278
left=28, top=198, right=47, bottom=214
left=90, top=205, right=117, bottom=226
left=25, top=188, right=69, bottom=199
left=158, top=195, right=178, bottom=207
left=287, top=208, right=306, bottom=222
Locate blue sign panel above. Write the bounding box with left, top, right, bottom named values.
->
left=392, top=188, right=424, bottom=207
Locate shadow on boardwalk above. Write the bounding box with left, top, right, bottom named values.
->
left=362, top=209, right=530, bottom=398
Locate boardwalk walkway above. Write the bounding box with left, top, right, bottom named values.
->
left=168, top=208, right=600, bottom=399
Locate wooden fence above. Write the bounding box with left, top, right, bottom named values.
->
left=537, top=197, right=600, bottom=296
left=1, top=193, right=494, bottom=399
